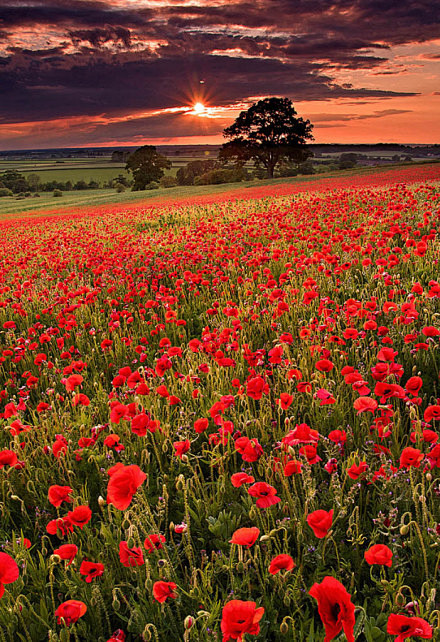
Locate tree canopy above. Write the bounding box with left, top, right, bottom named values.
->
left=126, top=146, right=171, bottom=190
left=219, top=97, right=314, bottom=178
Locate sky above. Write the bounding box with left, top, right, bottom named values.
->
left=0, top=0, right=439, bottom=150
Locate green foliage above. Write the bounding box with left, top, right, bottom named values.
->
left=177, top=160, right=219, bottom=185
left=220, top=97, right=314, bottom=178
left=126, top=145, right=172, bottom=190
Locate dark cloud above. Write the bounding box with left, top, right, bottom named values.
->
left=0, top=0, right=437, bottom=147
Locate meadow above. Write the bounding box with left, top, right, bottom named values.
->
left=0, top=167, right=440, bottom=641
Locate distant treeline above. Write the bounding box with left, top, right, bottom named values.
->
left=1, top=143, right=440, bottom=163
left=0, top=170, right=131, bottom=197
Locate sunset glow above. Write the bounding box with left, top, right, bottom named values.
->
left=193, top=102, right=206, bottom=114
left=0, top=1, right=439, bottom=149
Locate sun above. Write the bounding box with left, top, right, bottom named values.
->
left=193, top=102, right=206, bottom=114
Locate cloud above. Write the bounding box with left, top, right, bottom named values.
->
left=0, top=0, right=437, bottom=147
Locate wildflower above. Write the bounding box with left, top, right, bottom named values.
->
left=309, top=576, right=355, bottom=642
left=386, top=614, right=432, bottom=641
left=48, top=485, right=73, bottom=508
left=364, top=544, right=393, bottom=567
left=0, top=552, right=19, bottom=599
left=230, top=527, right=260, bottom=548
left=119, top=541, right=144, bottom=567
left=53, top=544, right=78, bottom=566
left=55, top=600, right=87, bottom=625
left=221, top=600, right=264, bottom=642
left=307, top=509, right=333, bottom=538
left=247, top=482, right=281, bottom=508
left=106, top=464, right=147, bottom=510
left=268, top=554, right=295, bottom=575
left=152, top=581, right=177, bottom=603
left=79, top=561, right=105, bottom=583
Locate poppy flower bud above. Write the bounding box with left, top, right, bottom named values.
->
left=126, top=537, right=135, bottom=549
left=400, top=524, right=410, bottom=535
left=176, top=475, right=185, bottom=490
left=426, top=472, right=432, bottom=482
left=184, top=616, right=193, bottom=630
left=60, top=629, right=70, bottom=642
left=122, top=519, right=131, bottom=530
left=98, top=495, right=106, bottom=508
left=280, top=620, right=289, bottom=635
left=142, top=628, right=152, bottom=641
left=283, top=595, right=291, bottom=606
left=112, top=598, right=121, bottom=611
left=50, top=554, right=61, bottom=564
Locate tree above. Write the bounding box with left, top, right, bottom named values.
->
left=126, top=146, right=171, bottom=191
left=176, top=160, right=218, bottom=186
left=219, top=97, right=314, bottom=179
left=0, top=170, right=29, bottom=194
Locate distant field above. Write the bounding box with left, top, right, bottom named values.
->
left=0, top=155, right=203, bottom=184
left=1, top=162, right=440, bottom=221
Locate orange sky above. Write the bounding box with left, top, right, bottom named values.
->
left=0, top=1, right=439, bottom=148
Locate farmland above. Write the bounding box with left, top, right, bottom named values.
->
left=1, top=168, right=440, bottom=641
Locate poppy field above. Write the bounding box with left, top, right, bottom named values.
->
left=1, top=171, right=440, bottom=641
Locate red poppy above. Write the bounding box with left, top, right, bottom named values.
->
left=0, top=450, right=18, bottom=469
left=230, top=527, right=260, bottom=548
left=278, top=393, right=294, bottom=409
left=354, top=396, right=378, bottom=414
left=67, top=505, right=92, bottom=529
left=315, top=359, right=334, bottom=372
left=231, top=472, right=255, bottom=487
left=221, top=600, right=264, bottom=642
left=246, top=376, right=269, bottom=400
left=234, top=437, right=263, bottom=462
left=79, top=560, right=105, bottom=583
left=424, top=405, right=440, bottom=422
left=405, top=376, right=423, bottom=396
left=55, top=600, right=87, bottom=625
left=53, top=544, right=78, bottom=566
left=364, top=544, right=393, bottom=567
left=307, top=509, right=333, bottom=538
left=46, top=516, right=74, bottom=537
left=48, top=485, right=73, bottom=508
left=283, top=459, right=303, bottom=476
left=152, top=581, right=177, bottom=603
left=399, top=447, right=423, bottom=469
left=386, top=614, right=432, bottom=641
left=309, top=576, right=355, bottom=642
left=173, top=439, right=190, bottom=459
left=268, top=554, right=295, bottom=575
left=0, top=552, right=19, bottom=599
left=143, top=533, right=166, bottom=553
left=119, top=541, right=144, bottom=567
left=106, top=464, right=147, bottom=510
left=65, top=374, right=83, bottom=391
left=346, top=462, right=369, bottom=480
left=247, top=482, right=281, bottom=508
left=194, top=418, right=209, bottom=433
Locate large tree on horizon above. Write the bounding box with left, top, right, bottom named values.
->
left=220, top=97, right=314, bottom=179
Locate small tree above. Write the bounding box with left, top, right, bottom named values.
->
left=220, top=97, right=314, bottom=179
left=126, top=146, right=171, bottom=191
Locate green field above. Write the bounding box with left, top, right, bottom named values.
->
left=0, top=155, right=202, bottom=184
